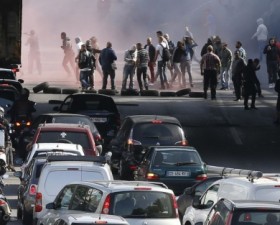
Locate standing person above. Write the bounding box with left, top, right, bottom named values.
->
left=164, top=34, right=175, bottom=81
left=74, top=37, right=83, bottom=84
left=136, top=43, right=149, bottom=92
left=201, top=38, right=213, bottom=57
left=242, top=59, right=259, bottom=110
left=235, top=41, right=246, bottom=61
left=185, top=26, right=200, bottom=63
left=251, top=18, right=268, bottom=62
left=263, top=37, right=280, bottom=88
left=154, top=36, right=169, bottom=89
left=253, top=58, right=264, bottom=98
left=25, top=30, right=41, bottom=75
left=85, top=40, right=96, bottom=90
left=181, top=36, right=197, bottom=88
left=99, top=42, right=117, bottom=90
left=231, top=50, right=246, bottom=101
left=170, top=41, right=185, bottom=87
left=144, top=37, right=156, bottom=84
left=77, top=43, right=92, bottom=90
left=121, top=45, right=137, bottom=91
left=90, top=36, right=103, bottom=80
left=60, top=32, right=75, bottom=77
left=200, top=45, right=221, bottom=100
left=274, top=72, right=280, bottom=124
left=219, top=43, right=232, bottom=90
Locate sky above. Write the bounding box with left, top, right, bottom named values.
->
left=21, top=0, right=280, bottom=81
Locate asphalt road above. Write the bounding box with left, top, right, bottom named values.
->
left=5, top=62, right=280, bottom=225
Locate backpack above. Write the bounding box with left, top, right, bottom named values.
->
left=160, top=43, right=171, bottom=62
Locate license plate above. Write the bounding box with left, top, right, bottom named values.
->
left=167, top=171, right=190, bottom=177
left=91, top=117, right=107, bottom=123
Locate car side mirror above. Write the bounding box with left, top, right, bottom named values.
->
left=46, top=202, right=56, bottom=210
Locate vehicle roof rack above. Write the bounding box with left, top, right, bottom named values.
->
left=206, top=165, right=263, bottom=181
left=47, top=155, right=107, bottom=164
left=84, top=180, right=168, bottom=189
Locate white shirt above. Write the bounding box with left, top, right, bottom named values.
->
left=156, top=41, right=167, bottom=62
left=254, top=24, right=268, bottom=41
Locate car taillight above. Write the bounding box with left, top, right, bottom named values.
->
left=35, top=192, right=42, bottom=212
left=172, top=194, right=179, bottom=218
left=102, top=195, right=111, bottom=214
left=152, top=119, right=162, bottom=124
left=129, top=165, right=137, bottom=170
left=146, top=172, right=159, bottom=180
left=0, top=199, right=6, bottom=206
left=29, top=184, right=37, bottom=195
left=225, top=211, right=233, bottom=225
left=11, top=68, right=19, bottom=73
left=134, top=187, right=152, bottom=190
left=15, top=122, right=21, bottom=127
left=127, top=139, right=142, bottom=145
left=26, top=121, right=31, bottom=126
left=196, top=174, right=207, bottom=181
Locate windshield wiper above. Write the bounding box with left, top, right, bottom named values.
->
left=175, top=162, right=198, bottom=166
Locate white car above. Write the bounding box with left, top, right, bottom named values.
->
left=33, top=155, right=113, bottom=225
left=40, top=180, right=181, bottom=225
left=182, top=174, right=280, bottom=225
left=20, top=143, right=84, bottom=178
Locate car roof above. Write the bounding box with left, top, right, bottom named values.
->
left=32, top=143, right=83, bottom=151
left=39, top=113, right=91, bottom=118
left=151, top=146, right=197, bottom=152
left=214, top=176, right=280, bottom=186
left=126, top=115, right=181, bottom=125
left=225, top=199, right=280, bottom=209
left=38, top=123, right=91, bottom=130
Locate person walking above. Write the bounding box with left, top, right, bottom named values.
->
left=170, top=41, right=185, bottom=87
left=85, top=40, right=96, bottom=90
left=242, top=59, right=259, bottom=110
left=235, top=41, right=246, bottom=61
left=136, top=43, right=149, bottom=92
left=90, top=36, right=103, bottom=80
left=200, top=45, right=221, bottom=100
left=121, top=45, right=137, bottom=91
left=231, top=50, right=246, bottom=101
left=74, top=37, right=83, bottom=84
left=219, top=43, right=232, bottom=90
left=263, top=37, right=280, bottom=88
left=99, top=42, right=117, bottom=90
left=60, top=32, right=76, bottom=77
left=144, top=37, right=156, bottom=84
left=25, top=30, right=41, bottom=75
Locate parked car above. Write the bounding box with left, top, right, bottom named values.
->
left=134, top=146, right=207, bottom=195
left=183, top=172, right=280, bottom=225
left=177, top=176, right=222, bottom=222
left=52, top=93, right=121, bottom=148
left=109, top=115, right=188, bottom=179
left=29, top=113, right=103, bottom=154
left=14, top=157, right=47, bottom=225
left=40, top=180, right=180, bottom=225
left=27, top=123, right=98, bottom=156
left=33, top=155, right=113, bottom=225
left=204, top=198, right=280, bottom=225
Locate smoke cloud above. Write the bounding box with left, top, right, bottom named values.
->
left=21, top=0, right=279, bottom=84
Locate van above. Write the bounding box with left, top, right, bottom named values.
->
left=182, top=171, right=280, bottom=225
left=33, top=155, right=113, bottom=225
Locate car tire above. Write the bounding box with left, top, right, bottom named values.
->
left=160, top=91, right=177, bottom=97
left=176, top=88, right=191, bottom=97
left=32, top=82, right=49, bottom=93
left=140, top=90, right=159, bottom=96
left=43, top=87, right=62, bottom=94
left=61, top=88, right=79, bottom=94
left=121, top=89, right=139, bottom=96
left=189, top=91, right=204, bottom=98
left=98, top=89, right=116, bottom=96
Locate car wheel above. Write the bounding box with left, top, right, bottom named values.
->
left=43, top=87, right=62, bottom=94
left=32, top=82, right=49, bottom=93
left=140, top=90, right=159, bottom=96
left=62, top=88, right=79, bottom=94
left=189, top=91, right=204, bottom=98
left=160, top=91, right=176, bottom=97
left=176, top=88, right=191, bottom=96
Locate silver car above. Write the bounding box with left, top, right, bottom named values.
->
left=41, top=180, right=181, bottom=225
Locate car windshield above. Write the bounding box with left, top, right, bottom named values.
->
left=233, top=211, right=280, bottom=225
left=152, top=150, right=201, bottom=167
left=110, top=191, right=176, bottom=218
left=37, top=131, right=90, bottom=150
left=70, top=95, right=118, bottom=113
left=133, top=123, right=183, bottom=145
left=0, top=70, right=16, bottom=80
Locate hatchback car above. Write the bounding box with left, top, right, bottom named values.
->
left=52, top=93, right=121, bottom=148
left=27, top=123, right=98, bottom=156
left=204, top=198, right=280, bottom=225
left=109, top=115, right=188, bottom=179
left=135, top=146, right=207, bottom=196
left=40, top=180, right=180, bottom=225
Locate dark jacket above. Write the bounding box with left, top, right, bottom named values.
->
left=144, top=44, right=156, bottom=62
left=172, top=47, right=186, bottom=63
left=99, top=47, right=117, bottom=70
left=263, top=44, right=280, bottom=62
left=201, top=38, right=213, bottom=57
left=243, top=62, right=258, bottom=94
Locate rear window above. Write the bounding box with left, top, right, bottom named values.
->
left=0, top=71, right=15, bottom=79
left=33, top=151, right=82, bottom=158
left=133, top=123, right=183, bottom=145
left=110, top=191, right=176, bottom=218
left=37, top=131, right=91, bottom=149
left=233, top=211, right=280, bottom=225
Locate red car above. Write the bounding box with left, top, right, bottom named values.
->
left=27, top=123, right=98, bottom=156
